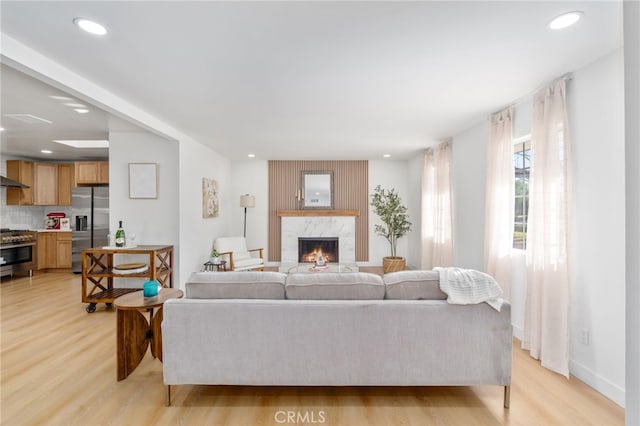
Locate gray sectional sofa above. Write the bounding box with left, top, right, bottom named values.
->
left=162, top=270, right=512, bottom=407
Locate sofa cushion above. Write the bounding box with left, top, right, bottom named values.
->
left=285, top=272, right=384, bottom=300
left=383, top=270, right=447, bottom=300
left=185, top=271, right=286, bottom=299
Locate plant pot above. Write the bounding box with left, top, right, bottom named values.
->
left=383, top=256, right=405, bottom=273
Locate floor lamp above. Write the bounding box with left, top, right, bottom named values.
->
left=240, top=194, right=255, bottom=238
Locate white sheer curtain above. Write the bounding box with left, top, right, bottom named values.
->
left=522, top=79, right=572, bottom=377
left=421, top=139, right=453, bottom=269
left=484, top=107, right=514, bottom=301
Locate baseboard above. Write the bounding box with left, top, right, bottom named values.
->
left=512, top=324, right=524, bottom=341
left=512, top=326, right=625, bottom=407
left=569, top=360, right=625, bottom=408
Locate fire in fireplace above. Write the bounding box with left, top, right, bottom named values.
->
left=298, top=237, right=339, bottom=264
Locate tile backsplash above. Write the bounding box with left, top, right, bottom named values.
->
left=1, top=190, right=72, bottom=230
left=1, top=189, right=46, bottom=229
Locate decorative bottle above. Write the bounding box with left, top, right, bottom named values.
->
left=115, top=220, right=126, bottom=248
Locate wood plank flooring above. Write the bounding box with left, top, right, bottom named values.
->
left=1, top=272, right=624, bottom=425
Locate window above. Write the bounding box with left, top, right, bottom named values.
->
left=513, top=139, right=531, bottom=249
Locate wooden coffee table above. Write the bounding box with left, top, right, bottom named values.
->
left=114, top=288, right=183, bottom=381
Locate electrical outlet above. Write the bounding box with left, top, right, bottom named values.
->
left=580, top=329, right=590, bottom=345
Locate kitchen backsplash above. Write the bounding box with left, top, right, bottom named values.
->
left=1, top=189, right=72, bottom=230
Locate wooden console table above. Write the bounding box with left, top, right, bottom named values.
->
left=81, top=245, right=174, bottom=313
left=115, top=288, right=183, bottom=381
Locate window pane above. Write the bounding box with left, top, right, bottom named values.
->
left=513, top=140, right=531, bottom=249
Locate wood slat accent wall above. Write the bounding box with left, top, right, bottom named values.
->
left=268, top=160, right=368, bottom=262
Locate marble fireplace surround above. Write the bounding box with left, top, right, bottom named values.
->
left=278, top=210, right=360, bottom=266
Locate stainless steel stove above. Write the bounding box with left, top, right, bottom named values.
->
left=0, top=229, right=37, bottom=278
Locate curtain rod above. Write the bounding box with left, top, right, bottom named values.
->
left=490, top=72, right=574, bottom=116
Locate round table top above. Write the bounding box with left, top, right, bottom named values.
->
left=114, top=288, right=183, bottom=310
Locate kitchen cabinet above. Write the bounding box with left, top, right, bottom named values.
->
left=6, top=160, right=34, bottom=205
left=56, top=233, right=72, bottom=268
left=57, top=164, right=74, bottom=205
left=37, top=232, right=72, bottom=269
left=7, top=161, right=77, bottom=206
left=98, top=161, right=109, bottom=184
left=75, top=161, right=109, bottom=185
left=34, top=163, right=58, bottom=205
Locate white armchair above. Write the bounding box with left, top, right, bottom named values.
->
left=213, top=237, right=264, bottom=271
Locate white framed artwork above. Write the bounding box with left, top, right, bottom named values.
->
left=129, top=163, right=158, bottom=199
left=202, top=177, right=219, bottom=218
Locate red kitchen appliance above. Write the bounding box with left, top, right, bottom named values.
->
left=45, top=212, right=66, bottom=229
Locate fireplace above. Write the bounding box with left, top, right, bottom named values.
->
left=298, top=237, right=339, bottom=264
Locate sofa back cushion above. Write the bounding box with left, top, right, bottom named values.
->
left=186, top=271, right=286, bottom=299
left=383, top=270, right=447, bottom=300
left=285, top=272, right=384, bottom=300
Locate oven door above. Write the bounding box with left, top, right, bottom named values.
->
left=0, top=243, right=35, bottom=266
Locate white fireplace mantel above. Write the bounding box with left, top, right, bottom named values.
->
left=279, top=211, right=358, bottom=265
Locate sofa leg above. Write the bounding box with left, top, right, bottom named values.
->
left=503, top=385, right=511, bottom=409
left=166, top=385, right=171, bottom=407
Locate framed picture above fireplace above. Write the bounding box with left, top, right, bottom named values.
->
left=301, top=171, right=333, bottom=209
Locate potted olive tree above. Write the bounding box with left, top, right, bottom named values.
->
left=370, top=185, right=412, bottom=273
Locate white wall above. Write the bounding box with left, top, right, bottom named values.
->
left=624, top=1, right=640, bottom=422
left=450, top=121, right=488, bottom=271
left=230, top=160, right=269, bottom=261
left=568, top=48, right=626, bottom=406
left=178, top=139, right=231, bottom=286
left=110, top=133, right=232, bottom=288
left=368, top=160, right=411, bottom=266
left=109, top=131, right=180, bottom=286
left=406, top=154, right=424, bottom=269
left=450, top=49, right=626, bottom=406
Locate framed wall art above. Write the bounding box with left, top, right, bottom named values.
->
left=202, top=177, right=219, bottom=218
left=129, top=163, right=158, bottom=199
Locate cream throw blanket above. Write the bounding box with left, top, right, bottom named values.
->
left=434, top=267, right=504, bottom=311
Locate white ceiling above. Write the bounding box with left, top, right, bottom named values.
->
left=0, top=1, right=623, bottom=161
left=1, top=64, right=113, bottom=160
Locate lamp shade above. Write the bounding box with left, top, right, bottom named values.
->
left=240, top=194, right=255, bottom=208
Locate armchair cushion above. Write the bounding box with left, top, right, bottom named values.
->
left=214, top=236, right=264, bottom=271
left=234, top=257, right=264, bottom=271
left=214, top=237, right=249, bottom=254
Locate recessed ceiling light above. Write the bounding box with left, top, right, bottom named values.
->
left=548, top=11, right=583, bottom=30
left=74, top=108, right=90, bottom=114
left=0, top=127, right=4, bottom=131
left=73, top=18, right=108, bottom=36
left=52, top=140, right=109, bottom=148
left=383, top=154, right=391, bottom=158
left=41, top=150, right=53, bottom=154
left=64, top=103, right=86, bottom=108
left=248, top=153, right=256, bottom=158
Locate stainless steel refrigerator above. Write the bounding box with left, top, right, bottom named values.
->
left=72, top=186, right=109, bottom=273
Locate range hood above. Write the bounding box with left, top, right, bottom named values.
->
left=0, top=176, right=30, bottom=188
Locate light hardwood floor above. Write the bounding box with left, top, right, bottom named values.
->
left=1, top=272, right=624, bottom=426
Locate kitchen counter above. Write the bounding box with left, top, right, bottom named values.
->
left=35, top=229, right=72, bottom=233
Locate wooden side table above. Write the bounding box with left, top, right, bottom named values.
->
left=81, top=245, right=174, bottom=313
left=114, top=288, right=183, bottom=381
